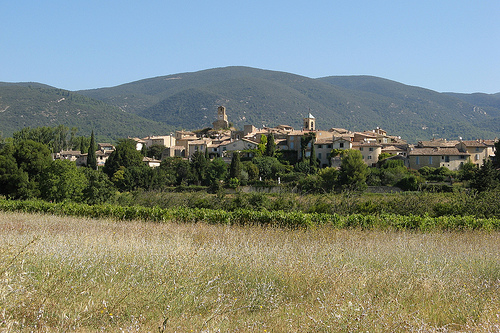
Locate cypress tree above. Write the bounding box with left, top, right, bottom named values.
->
left=87, top=130, right=97, bottom=170
left=190, top=150, right=208, bottom=185
left=229, top=151, right=241, bottom=180
left=265, top=133, right=276, bottom=157
left=309, top=138, right=318, bottom=168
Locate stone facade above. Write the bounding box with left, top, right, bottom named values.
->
left=212, top=106, right=229, bottom=130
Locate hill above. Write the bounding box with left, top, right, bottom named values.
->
left=79, top=67, right=500, bottom=141
left=2, top=68, right=498, bottom=142
left=0, top=84, right=175, bottom=139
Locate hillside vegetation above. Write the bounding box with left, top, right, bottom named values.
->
left=0, top=84, right=175, bottom=139
left=79, top=67, right=500, bottom=141
left=1, top=67, right=499, bottom=141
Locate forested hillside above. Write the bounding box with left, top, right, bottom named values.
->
left=1, top=67, right=498, bottom=141
left=79, top=67, right=500, bottom=141
left=0, top=84, right=175, bottom=139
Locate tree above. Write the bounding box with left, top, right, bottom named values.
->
left=338, top=149, right=368, bottom=191
left=86, top=130, right=97, bottom=170
left=12, top=125, right=73, bottom=153
left=190, top=150, right=208, bottom=185
left=300, top=133, right=315, bottom=161
left=458, top=161, right=478, bottom=182
left=13, top=140, right=52, bottom=185
left=243, top=161, right=259, bottom=182
left=146, top=144, right=166, bottom=160
left=252, top=156, right=286, bottom=180
left=309, top=139, right=318, bottom=168
left=39, top=159, right=87, bottom=202
left=470, top=159, right=499, bottom=192
left=103, top=139, right=143, bottom=178
left=175, top=159, right=193, bottom=185
left=81, top=168, right=116, bottom=205
left=378, top=152, right=395, bottom=161
left=158, top=157, right=182, bottom=186
left=207, top=157, right=228, bottom=186
left=258, top=135, right=267, bottom=156
left=118, top=165, right=154, bottom=191
left=493, top=140, right=500, bottom=168
left=265, top=133, right=276, bottom=157
left=318, top=167, right=339, bottom=192
left=0, top=152, right=32, bottom=199
left=229, top=151, right=241, bottom=180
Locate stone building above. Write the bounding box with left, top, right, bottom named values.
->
left=212, top=106, right=229, bottom=130
left=303, top=113, right=315, bottom=131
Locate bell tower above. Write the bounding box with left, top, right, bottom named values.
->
left=212, top=106, right=229, bottom=130
left=303, top=112, right=315, bottom=131
left=217, top=106, right=227, bottom=122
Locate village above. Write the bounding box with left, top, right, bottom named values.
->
left=56, top=105, right=498, bottom=172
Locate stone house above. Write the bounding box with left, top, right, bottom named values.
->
left=407, top=147, right=469, bottom=171
left=143, top=135, right=176, bottom=148
left=142, top=157, right=161, bottom=168
left=455, top=140, right=493, bottom=165
left=352, top=141, right=383, bottom=167
left=187, top=139, right=212, bottom=157
left=218, top=138, right=259, bottom=157
left=314, top=137, right=334, bottom=168
left=162, top=146, right=186, bottom=158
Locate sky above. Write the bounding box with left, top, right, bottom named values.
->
left=2, top=0, right=499, bottom=93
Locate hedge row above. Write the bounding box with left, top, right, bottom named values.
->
left=0, top=198, right=499, bottom=231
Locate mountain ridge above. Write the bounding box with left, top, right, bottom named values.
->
left=0, top=84, right=175, bottom=139
left=1, top=67, right=499, bottom=141
left=78, top=67, right=500, bottom=141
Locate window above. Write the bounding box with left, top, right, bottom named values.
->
left=445, top=156, right=450, bottom=162
left=290, top=142, right=294, bottom=149
left=367, top=155, right=372, bottom=160
left=416, top=156, right=420, bottom=165
left=318, top=153, right=322, bottom=160
left=359, top=147, right=363, bottom=151
left=429, top=156, right=433, bottom=164
left=340, top=142, right=344, bottom=148
left=369, top=147, right=374, bottom=152
left=327, top=144, right=332, bottom=149
left=318, top=145, right=322, bottom=149
left=475, top=154, right=480, bottom=161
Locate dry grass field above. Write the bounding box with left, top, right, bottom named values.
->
left=1, top=211, right=500, bottom=332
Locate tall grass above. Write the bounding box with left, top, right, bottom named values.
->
left=1, top=212, right=500, bottom=331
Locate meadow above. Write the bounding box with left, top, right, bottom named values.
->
left=1, top=211, right=500, bottom=332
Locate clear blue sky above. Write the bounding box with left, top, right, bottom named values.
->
left=2, top=0, right=499, bottom=93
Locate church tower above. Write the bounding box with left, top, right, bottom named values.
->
left=212, top=106, right=229, bottom=130
left=303, top=113, right=315, bottom=131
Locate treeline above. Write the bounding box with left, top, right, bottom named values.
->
left=0, top=126, right=499, bottom=207
left=11, top=125, right=91, bottom=153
